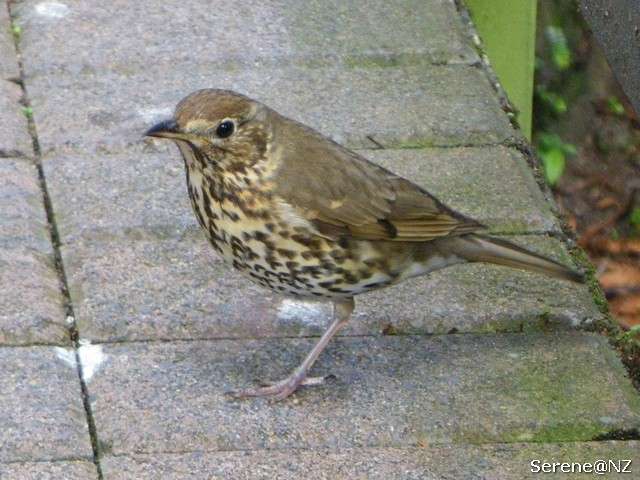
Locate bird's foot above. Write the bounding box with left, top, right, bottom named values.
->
left=226, top=371, right=334, bottom=401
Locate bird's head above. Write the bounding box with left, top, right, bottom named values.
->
left=145, top=89, right=272, bottom=172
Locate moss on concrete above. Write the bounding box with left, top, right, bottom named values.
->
left=568, top=245, right=640, bottom=391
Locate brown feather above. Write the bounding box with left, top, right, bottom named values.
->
left=271, top=112, right=483, bottom=242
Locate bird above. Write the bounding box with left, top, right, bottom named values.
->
left=146, top=89, right=583, bottom=401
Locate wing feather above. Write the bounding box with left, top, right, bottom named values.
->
left=271, top=113, right=483, bottom=242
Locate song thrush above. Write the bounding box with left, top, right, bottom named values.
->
left=146, top=89, right=583, bottom=400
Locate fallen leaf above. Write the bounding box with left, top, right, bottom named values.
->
left=589, top=238, right=640, bottom=255
left=610, top=296, right=640, bottom=328
left=596, top=196, right=619, bottom=209
left=599, top=262, right=640, bottom=289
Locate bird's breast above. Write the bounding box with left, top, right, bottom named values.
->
left=184, top=165, right=416, bottom=298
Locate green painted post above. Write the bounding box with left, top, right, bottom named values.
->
left=465, top=0, right=537, bottom=139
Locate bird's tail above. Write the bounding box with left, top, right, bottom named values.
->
left=448, top=234, right=584, bottom=283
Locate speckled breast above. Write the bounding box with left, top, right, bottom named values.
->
left=182, top=164, right=405, bottom=300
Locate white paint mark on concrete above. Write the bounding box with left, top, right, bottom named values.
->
left=77, top=340, right=107, bottom=382
left=277, top=298, right=328, bottom=326
left=55, top=340, right=107, bottom=382
left=55, top=346, right=77, bottom=368
left=138, top=106, right=173, bottom=123
left=35, top=2, right=70, bottom=18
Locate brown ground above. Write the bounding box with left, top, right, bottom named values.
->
left=534, top=5, right=640, bottom=331
left=555, top=94, right=640, bottom=329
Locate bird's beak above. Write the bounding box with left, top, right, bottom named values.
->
left=145, top=119, right=185, bottom=140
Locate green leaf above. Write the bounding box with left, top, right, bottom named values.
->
left=607, top=96, right=625, bottom=116
left=538, top=133, right=576, bottom=156
left=561, top=143, right=577, bottom=156
left=552, top=96, right=568, bottom=114
left=537, top=88, right=567, bottom=115
left=538, top=132, right=562, bottom=151
left=540, top=148, right=565, bottom=185
left=553, top=45, right=571, bottom=71
left=630, top=207, right=640, bottom=227
left=11, top=24, right=21, bottom=39
left=619, top=324, right=640, bottom=344
left=546, top=26, right=572, bottom=71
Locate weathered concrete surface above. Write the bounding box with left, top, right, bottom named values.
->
left=13, top=0, right=500, bottom=153
left=0, top=2, right=19, bottom=80
left=15, top=0, right=477, bottom=73
left=43, top=146, right=559, bottom=247
left=89, top=332, right=640, bottom=455
left=62, top=234, right=598, bottom=342
left=0, top=159, right=68, bottom=345
left=0, top=5, right=30, bottom=155
left=102, top=441, right=640, bottom=480
left=0, top=80, right=31, bottom=157
left=26, top=63, right=513, bottom=155
left=0, top=247, right=68, bottom=345
left=0, top=460, right=98, bottom=479
left=0, top=347, right=93, bottom=462
left=0, top=158, right=50, bottom=252
left=43, top=150, right=194, bottom=245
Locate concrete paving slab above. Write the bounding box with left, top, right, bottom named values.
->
left=0, top=158, right=50, bottom=252
left=14, top=0, right=477, bottom=77
left=43, top=146, right=558, bottom=248
left=0, top=0, right=19, bottom=80
left=27, top=63, right=514, bottom=156
left=0, top=346, right=93, bottom=462
left=0, top=5, right=30, bottom=158
left=43, top=150, right=192, bottom=245
left=0, top=247, right=68, bottom=345
left=62, top=234, right=598, bottom=342
left=102, top=441, right=640, bottom=479
left=0, top=159, right=68, bottom=345
left=0, top=460, right=98, bottom=479
left=89, top=332, right=640, bottom=455
left=0, top=79, right=31, bottom=157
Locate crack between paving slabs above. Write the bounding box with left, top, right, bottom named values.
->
left=6, top=2, right=104, bottom=478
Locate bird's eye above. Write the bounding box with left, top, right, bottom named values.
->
left=216, top=120, right=235, bottom=138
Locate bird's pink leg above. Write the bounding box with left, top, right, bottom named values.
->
left=227, top=298, right=354, bottom=401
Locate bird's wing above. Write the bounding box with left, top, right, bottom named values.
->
left=272, top=119, right=483, bottom=242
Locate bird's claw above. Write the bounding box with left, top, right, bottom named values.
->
left=225, top=374, right=335, bottom=401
